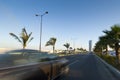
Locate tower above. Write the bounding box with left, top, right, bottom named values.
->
left=89, top=40, right=92, bottom=52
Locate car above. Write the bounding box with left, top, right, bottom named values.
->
left=108, top=51, right=116, bottom=56
left=0, top=49, right=69, bottom=80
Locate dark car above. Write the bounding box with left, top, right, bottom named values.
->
left=0, top=49, right=69, bottom=80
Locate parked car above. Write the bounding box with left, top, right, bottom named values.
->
left=0, top=49, right=69, bottom=80
left=108, top=51, right=116, bottom=56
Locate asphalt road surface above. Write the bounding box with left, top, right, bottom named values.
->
left=60, top=53, right=120, bottom=80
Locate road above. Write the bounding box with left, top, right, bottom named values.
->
left=60, top=53, right=120, bottom=80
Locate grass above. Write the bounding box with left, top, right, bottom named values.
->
left=97, top=54, right=120, bottom=71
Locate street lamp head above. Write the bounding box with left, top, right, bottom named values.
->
left=45, top=11, right=48, bottom=14
left=35, top=12, right=48, bottom=16
left=35, top=14, right=39, bottom=16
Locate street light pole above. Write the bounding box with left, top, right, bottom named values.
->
left=36, top=11, right=48, bottom=52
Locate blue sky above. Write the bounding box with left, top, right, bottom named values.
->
left=0, top=0, right=120, bottom=51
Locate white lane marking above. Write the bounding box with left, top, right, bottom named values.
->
left=68, top=60, right=79, bottom=66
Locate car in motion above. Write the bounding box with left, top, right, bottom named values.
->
left=0, top=49, right=69, bottom=80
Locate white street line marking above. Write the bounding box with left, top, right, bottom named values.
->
left=68, top=60, right=79, bottom=66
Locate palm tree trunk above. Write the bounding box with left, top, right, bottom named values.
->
left=23, top=45, right=25, bottom=49
left=106, top=45, right=108, bottom=55
left=115, top=43, right=120, bottom=64
left=23, top=43, right=26, bottom=49
left=53, top=45, right=55, bottom=53
left=66, top=48, right=68, bottom=55
left=101, top=47, right=103, bottom=55
left=23, top=46, right=26, bottom=49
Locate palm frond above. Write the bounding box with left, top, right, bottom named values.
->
left=28, top=32, right=32, bottom=37
left=21, top=28, right=30, bottom=42
left=22, top=28, right=28, bottom=36
left=63, top=43, right=70, bottom=49
left=28, top=37, right=34, bottom=44
left=45, top=37, right=57, bottom=46
left=9, top=33, right=22, bottom=43
left=45, top=41, right=52, bottom=46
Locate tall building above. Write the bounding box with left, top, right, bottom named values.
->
left=89, top=40, right=92, bottom=52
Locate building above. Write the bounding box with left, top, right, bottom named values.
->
left=89, top=40, right=92, bottom=52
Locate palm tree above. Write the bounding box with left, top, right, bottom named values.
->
left=9, top=28, right=33, bottom=49
left=99, top=35, right=109, bottom=54
left=63, top=43, right=70, bottom=54
left=94, top=40, right=106, bottom=54
left=103, top=25, right=120, bottom=63
left=45, top=37, right=57, bottom=53
left=63, top=43, right=70, bottom=51
left=94, top=42, right=102, bottom=54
